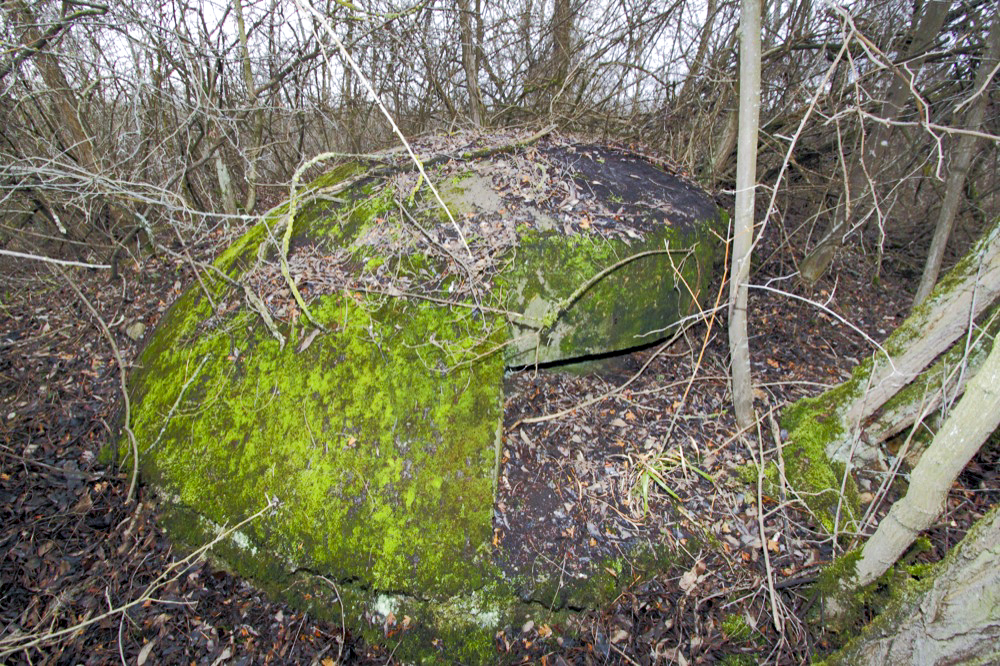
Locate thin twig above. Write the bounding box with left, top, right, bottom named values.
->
left=0, top=500, right=275, bottom=657
left=510, top=320, right=694, bottom=429
left=750, top=422, right=785, bottom=635
left=145, top=353, right=212, bottom=454
left=659, top=228, right=731, bottom=449
left=317, top=576, right=346, bottom=664
left=49, top=264, right=139, bottom=503
left=544, top=247, right=692, bottom=329
left=294, top=0, right=479, bottom=292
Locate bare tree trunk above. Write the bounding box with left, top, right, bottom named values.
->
left=729, top=0, right=761, bottom=430
left=825, top=508, right=1000, bottom=665
left=784, top=217, right=1000, bottom=466
left=233, top=0, right=261, bottom=213
left=914, top=13, right=1000, bottom=305
left=215, top=148, right=239, bottom=217
left=676, top=0, right=717, bottom=106
left=863, top=301, right=1000, bottom=450
left=551, top=0, right=573, bottom=87
left=703, top=26, right=741, bottom=184
left=710, top=96, right=739, bottom=183
left=7, top=0, right=99, bottom=173
left=457, top=0, right=484, bottom=126
left=852, top=332, right=1000, bottom=587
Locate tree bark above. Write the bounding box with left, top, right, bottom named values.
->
left=824, top=508, right=1000, bottom=666
left=233, top=0, right=262, bottom=213
left=829, top=218, right=1000, bottom=462
left=675, top=0, right=717, bottom=107
left=852, top=332, right=1000, bottom=588
left=864, top=301, right=1000, bottom=450
left=914, top=12, right=1000, bottom=305
left=457, top=0, right=484, bottom=126
left=709, top=95, right=739, bottom=184
left=780, top=218, right=1000, bottom=468
left=729, top=0, right=761, bottom=430
left=7, top=0, right=99, bottom=173
left=551, top=0, right=573, bottom=87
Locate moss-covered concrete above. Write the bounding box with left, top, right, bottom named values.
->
left=127, top=139, right=725, bottom=661
left=501, top=221, right=718, bottom=366
left=134, top=293, right=504, bottom=594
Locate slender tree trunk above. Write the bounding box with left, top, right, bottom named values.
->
left=457, top=0, right=483, bottom=126
left=729, top=0, right=761, bottom=430
left=702, top=26, right=741, bottom=184
left=914, top=13, right=1000, bottom=305
left=676, top=0, right=717, bottom=105
left=852, top=334, right=1000, bottom=588
left=864, top=301, right=1000, bottom=450
left=7, top=0, right=98, bottom=173
left=233, top=0, right=262, bottom=213
left=551, top=0, right=573, bottom=86
left=710, top=96, right=739, bottom=183
left=787, top=217, right=1000, bottom=466
left=215, top=148, right=239, bottom=217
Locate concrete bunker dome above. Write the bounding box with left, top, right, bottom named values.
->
left=126, top=132, right=726, bottom=662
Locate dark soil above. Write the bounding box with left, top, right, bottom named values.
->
left=2, top=141, right=998, bottom=665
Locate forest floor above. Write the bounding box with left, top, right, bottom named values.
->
left=2, top=185, right=998, bottom=665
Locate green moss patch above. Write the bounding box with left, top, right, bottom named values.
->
left=133, top=289, right=506, bottom=596
left=778, top=396, right=861, bottom=533
left=501, top=222, right=719, bottom=366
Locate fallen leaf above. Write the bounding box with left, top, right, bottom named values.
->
left=679, top=560, right=707, bottom=593
left=297, top=328, right=321, bottom=353
left=210, top=647, right=232, bottom=666
left=137, top=639, right=157, bottom=666
left=679, top=568, right=698, bottom=593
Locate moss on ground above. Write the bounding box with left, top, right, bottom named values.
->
left=504, top=544, right=680, bottom=611
left=721, top=613, right=754, bottom=641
